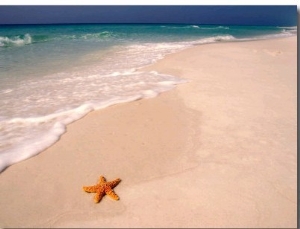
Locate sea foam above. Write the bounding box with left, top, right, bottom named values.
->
left=0, top=66, right=186, bottom=172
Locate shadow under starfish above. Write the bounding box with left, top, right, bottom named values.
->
left=83, top=176, right=121, bottom=203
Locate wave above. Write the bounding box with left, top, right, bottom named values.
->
left=136, top=35, right=235, bottom=49
left=0, top=31, right=116, bottom=48
left=206, top=35, right=235, bottom=42
left=195, top=32, right=295, bottom=45
left=190, top=25, right=229, bottom=29
left=278, top=26, right=297, bottom=30
left=279, top=26, right=297, bottom=35
left=60, top=31, right=115, bottom=41
left=252, top=31, right=297, bottom=40
left=160, top=25, right=230, bottom=30
left=0, top=33, right=32, bottom=47
left=197, top=26, right=230, bottom=30
left=192, top=35, right=236, bottom=45
left=82, top=31, right=115, bottom=39
left=218, top=26, right=230, bottom=29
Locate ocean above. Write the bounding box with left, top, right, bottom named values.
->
left=0, top=24, right=296, bottom=172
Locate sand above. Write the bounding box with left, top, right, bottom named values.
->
left=0, top=36, right=297, bottom=228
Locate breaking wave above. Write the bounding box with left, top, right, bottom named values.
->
left=0, top=34, right=32, bottom=47
left=0, top=31, right=117, bottom=48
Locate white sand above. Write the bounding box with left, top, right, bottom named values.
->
left=0, top=36, right=297, bottom=228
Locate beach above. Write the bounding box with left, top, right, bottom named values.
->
left=0, top=36, right=297, bottom=228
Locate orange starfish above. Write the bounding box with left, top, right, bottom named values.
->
left=83, top=176, right=121, bottom=203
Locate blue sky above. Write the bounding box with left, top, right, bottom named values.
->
left=0, top=5, right=297, bottom=26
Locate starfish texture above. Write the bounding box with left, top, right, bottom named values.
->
left=83, top=176, right=121, bottom=203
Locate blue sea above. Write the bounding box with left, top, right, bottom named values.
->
left=0, top=24, right=296, bottom=172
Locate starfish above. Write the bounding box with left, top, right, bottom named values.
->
left=83, top=176, right=121, bottom=203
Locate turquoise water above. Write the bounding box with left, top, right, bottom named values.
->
left=0, top=24, right=296, bottom=172
left=0, top=24, right=296, bottom=80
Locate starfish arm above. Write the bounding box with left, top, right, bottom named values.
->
left=94, top=191, right=105, bottom=203
left=83, top=185, right=98, bottom=193
left=99, top=176, right=106, bottom=184
left=107, top=178, right=121, bottom=188
left=105, top=187, right=120, bottom=200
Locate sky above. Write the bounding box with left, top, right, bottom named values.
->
left=0, top=5, right=297, bottom=26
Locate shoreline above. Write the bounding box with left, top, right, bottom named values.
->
left=0, top=36, right=297, bottom=228
left=0, top=34, right=295, bottom=174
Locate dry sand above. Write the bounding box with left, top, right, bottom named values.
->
left=0, top=36, right=297, bottom=228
